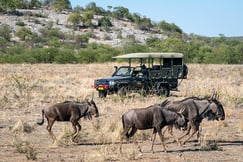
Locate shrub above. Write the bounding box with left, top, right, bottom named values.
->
left=16, top=27, right=32, bottom=40
left=16, top=20, right=25, bottom=26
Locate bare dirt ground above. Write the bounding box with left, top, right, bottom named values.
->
left=0, top=63, right=242, bottom=162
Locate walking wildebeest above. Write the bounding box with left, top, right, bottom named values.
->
left=160, top=93, right=225, bottom=145
left=120, top=105, right=187, bottom=153
left=37, top=99, right=99, bottom=143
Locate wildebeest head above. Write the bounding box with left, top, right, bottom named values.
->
left=174, top=112, right=187, bottom=131
left=207, top=91, right=225, bottom=121
left=208, top=98, right=225, bottom=121
left=86, top=98, right=99, bottom=118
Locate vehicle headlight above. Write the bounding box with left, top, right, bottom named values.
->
left=109, top=81, right=115, bottom=86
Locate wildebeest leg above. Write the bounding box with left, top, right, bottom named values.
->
left=46, top=118, right=56, bottom=143
left=120, top=127, right=131, bottom=153
left=197, top=126, right=202, bottom=140
left=151, top=128, right=157, bottom=153
left=167, top=125, right=181, bottom=145
left=178, top=124, right=192, bottom=141
left=157, top=128, right=167, bottom=152
left=129, top=127, right=141, bottom=152
left=182, top=123, right=199, bottom=144
left=162, top=126, right=168, bottom=135
left=71, top=120, right=79, bottom=142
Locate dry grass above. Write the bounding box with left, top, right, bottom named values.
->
left=0, top=63, right=242, bottom=161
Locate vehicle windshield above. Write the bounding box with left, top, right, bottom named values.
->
left=113, top=66, right=133, bottom=76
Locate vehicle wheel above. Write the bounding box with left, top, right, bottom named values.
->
left=157, top=86, right=170, bottom=97
left=98, top=91, right=107, bottom=98
left=117, top=86, right=127, bottom=97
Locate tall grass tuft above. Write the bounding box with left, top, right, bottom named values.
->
left=11, top=134, right=38, bottom=160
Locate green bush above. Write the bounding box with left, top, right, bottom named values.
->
left=16, top=20, right=25, bottom=26
left=54, top=50, right=76, bottom=63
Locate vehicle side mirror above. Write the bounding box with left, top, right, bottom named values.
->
left=112, top=66, right=118, bottom=76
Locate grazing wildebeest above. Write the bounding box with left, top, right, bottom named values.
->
left=37, top=99, right=99, bottom=143
left=120, top=105, right=186, bottom=153
left=160, top=93, right=225, bottom=145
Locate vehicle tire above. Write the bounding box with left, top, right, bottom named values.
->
left=117, top=86, right=127, bottom=97
left=98, top=91, right=107, bottom=98
left=157, top=86, right=170, bottom=97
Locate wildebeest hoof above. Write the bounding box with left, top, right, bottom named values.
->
left=137, top=152, right=143, bottom=157
left=177, top=142, right=182, bottom=146
left=71, top=138, right=79, bottom=144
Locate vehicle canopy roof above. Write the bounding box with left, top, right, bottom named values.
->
left=112, top=52, right=184, bottom=59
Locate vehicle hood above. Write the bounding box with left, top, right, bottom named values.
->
left=95, top=76, right=131, bottom=82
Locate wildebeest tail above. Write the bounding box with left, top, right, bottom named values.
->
left=37, top=109, right=45, bottom=125
left=121, top=114, right=125, bottom=129
left=121, top=115, right=130, bottom=138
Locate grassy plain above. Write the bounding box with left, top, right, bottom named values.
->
left=0, top=63, right=242, bottom=162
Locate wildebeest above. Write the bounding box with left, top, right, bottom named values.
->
left=160, top=93, right=225, bottom=145
left=37, top=99, right=99, bottom=143
left=120, top=105, right=187, bottom=153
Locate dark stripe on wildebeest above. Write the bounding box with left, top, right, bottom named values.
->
left=37, top=98, right=99, bottom=143
left=160, top=92, right=225, bottom=145
left=120, top=104, right=187, bottom=153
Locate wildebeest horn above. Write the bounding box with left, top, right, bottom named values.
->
left=210, top=89, right=216, bottom=100
left=89, top=92, right=94, bottom=102
left=215, top=91, right=219, bottom=100
left=178, top=106, right=185, bottom=114
left=211, top=89, right=220, bottom=100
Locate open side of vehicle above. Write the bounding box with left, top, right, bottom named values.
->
left=94, top=52, right=188, bottom=98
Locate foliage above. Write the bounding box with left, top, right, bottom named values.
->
left=0, top=24, right=11, bottom=41
left=136, top=16, right=153, bottom=31
left=0, top=0, right=19, bottom=12
left=16, top=27, right=32, bottom=40
left=85, top=2, right=105, bottom=15
left=0, top=0, right=42, bottom=11
left=98, top=17, right=112, bottom=28
left=67, top=12, right=82, bottom=30
left=0, top=1, right=242, bottom=64
left=15, top=20, right=25, bottom=26
left=82, top=10, right=94, bottom=27
left=158, top=20, right=183, bottom=34
left=112, top=6, right=130, bottom=20
left=75, top=34, right=89, bottom=47
left=52, top=0, right=71, bottom=11
left=29, top=0, right=42, bottom=9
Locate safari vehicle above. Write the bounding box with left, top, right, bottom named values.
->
left=94, top=52, right=188, bottom=98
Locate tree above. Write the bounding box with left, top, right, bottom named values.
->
left=53, top=0, right=71, bottom=11
left=82, top=10, right=94, bottom=27
left=16, top=27, right=32, bottom=40
left=158, top=21, right=182, bottom=34
left=98, top=17, right=112, bottom=28
left=67, top=12, right=81, bottom=30
left=137, top=16, right=152, bottom=31
left=0, top=24, right=11, bottom=41
left=0, top=0, right=19, bottom=12
left=75, top=34, right=89, bottom=47
left=85, top=2, right=105, bottom=15
left=29, top=0, right=41, bottom=9
left=236, top=44, right=243, bottom=64
left=112, top=6, right=129, bottom=20
left=41, top=0, right=55, bottom=8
